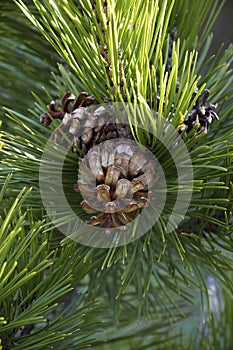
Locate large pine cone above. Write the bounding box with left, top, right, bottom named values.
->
left=75, top=138, right=158, bottom=236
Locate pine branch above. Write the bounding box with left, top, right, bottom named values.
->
left=1, top=0, right=232, bottom=348
left=0, top=1, right=58, bottom=120
left=0, top=176, right=104, bottom=349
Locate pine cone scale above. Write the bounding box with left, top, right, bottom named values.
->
left=96, top=184, right=111, bottom=202
left=113, top=179, right=131, bottom=199
left=105, top=165, right=121, bottom=186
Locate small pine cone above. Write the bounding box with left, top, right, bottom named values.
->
left=51, top=102, right=133, bottom=155
left=181, top=89, right=219, bottom=134
left=75, top=139, right=158, bottom=236
left=40, top=91, right=99, bottom=127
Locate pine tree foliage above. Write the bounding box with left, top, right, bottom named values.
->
left=0, top=176, right=101, bottom=349
left=0, top=175, right=192, bottom=348
left=0, top=1, right=58, bottom=119
left=0, top=0, right=233, bottom=349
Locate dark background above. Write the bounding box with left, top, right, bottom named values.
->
left=211, top=0, right=233, bottom=53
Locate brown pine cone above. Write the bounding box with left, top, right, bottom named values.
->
left=180, top=89, right=219, bottom=134
left=40, top=92, right=132, bottom=154
left=75, top=139, right=158, bottom=236
left=40, top=92, right=158, bottom=235
left=40, top=91, right=99, bottom=127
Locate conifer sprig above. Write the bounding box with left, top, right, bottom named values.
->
left=0, top=176, right=103, bottom=349
left=1, top=0, right=231, bottom=304
left=0, top=0, right=232, bottom=348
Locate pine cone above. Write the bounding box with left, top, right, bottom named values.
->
left=75, top=139, right=158, bottom=236
left=46, top=93, right=132, bottom=154
left=40, top=91, right=99, bottom=127
left=40, top=92, right=157, bottom=235
left=40, top=92, right=132, bottom=154
left=181, top=89, right=219, bottom=134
